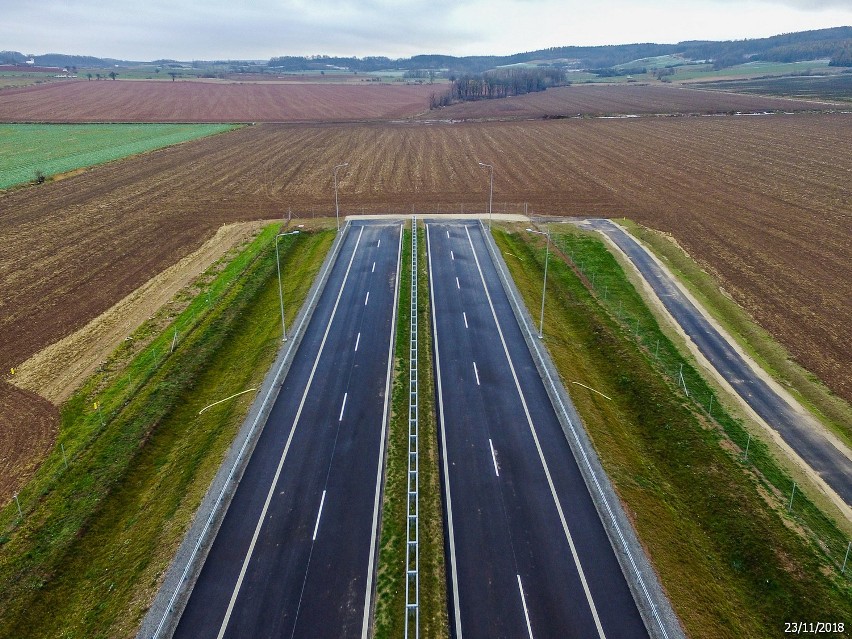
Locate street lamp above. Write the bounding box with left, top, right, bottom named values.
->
left=478, top=162, right=493, bottom=230
left=333, top=163, right=349, bottom=231
left=526, top=227, right=550, bottom=339
left=275, top=230, right=300, bottom=341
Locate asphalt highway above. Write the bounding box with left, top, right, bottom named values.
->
left=174, top=221, right=402, bottom=639
left=427, top=221, right=648, bottom=639
left=583, top=219, right=852, bottom=506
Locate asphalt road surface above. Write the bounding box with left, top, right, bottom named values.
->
left=582, top=219, right=852, bottom=506
left=174, top=221, right=402, bottom=639
left=427, top=221, right=649, bottom=639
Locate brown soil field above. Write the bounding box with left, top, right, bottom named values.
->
left=0, top=80, right=436, bottom=122
left=422, top=83, right=840, bottom=120
left=10, top=221, right=266, bottom=406
left=1, top=114, right=849, bottom=489
left=0, top=382, right=57, bottom=499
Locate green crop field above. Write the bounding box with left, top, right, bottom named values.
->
left=0, top=123, right=238, bottom=190
left=675, top=59, right=833, bottom=81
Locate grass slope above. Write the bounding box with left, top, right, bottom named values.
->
left=0, top=225, right=333, bottom=637
left=0, top=123, right=238, bottom=189
left=494, top=225, right=851, bottom=638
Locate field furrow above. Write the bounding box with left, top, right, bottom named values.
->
left=1, top=115, right=849, bottom=406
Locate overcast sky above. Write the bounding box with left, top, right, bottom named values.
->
left=3, top=0, right=851, bottom=60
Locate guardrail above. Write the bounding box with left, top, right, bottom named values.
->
left=404, top=218, right=420, bottom=639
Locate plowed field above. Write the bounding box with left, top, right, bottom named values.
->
left=0, top=382, right=57, bottom=499
left=2, top=114, right=849, bottom=411
left=0, top=80, right=436, bottom=122
left=422, top=83, right=839, bottom=120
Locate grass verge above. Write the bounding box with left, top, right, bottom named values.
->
left=0, top=224, right=334, bottom=638
left=493, top=225, right=851, bottom=639
left=374, top=223, right=449, bottom=639
left=618, top=218, right=852, bottom=452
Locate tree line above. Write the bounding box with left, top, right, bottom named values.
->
left=430, top=68, right=567, bottom=108
left=829, top=42, right=852, bottom=67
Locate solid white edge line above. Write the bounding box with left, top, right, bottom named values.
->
left=489, top=223, right=670, bottom=638
left=427, top=223, right=464, bottom=638
left=365, top=291, right=370, bottom=306
left=463, top=312, right=468, bottom=329
left=489, top=439, right=499, bottom=477
left=473, top=361, right=480, bottom=386
left=339, top=392, right=348, bottom=422
left=517, top=575, right=534, bottom=639
left=466, top=226, right=607, bottom=639
left=360, top=223, right=404, bottom=639
left=215, top=226, right=365, bottom=639
left=355, top=332, right=361, bottom=352
left=517, top=575, right=533, bottom=639
left=312, top=490, right=327, bottom=541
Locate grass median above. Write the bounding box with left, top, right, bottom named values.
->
left=374, top=223, right=449, bottom=639
left=493, top=224, right=851, bottom=639
left=0, top=224, right=334, bottom=638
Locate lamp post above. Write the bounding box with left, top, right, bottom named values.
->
left=275, top=230, right=300, bottom=341
left=478, top=162, right=493, bottom=230
left=333, top=163, right=349, bottom=231
left=526, top=227, right=550, bottom=339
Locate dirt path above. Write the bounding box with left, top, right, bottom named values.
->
left=10, top=221, right=265, bottom=405
left=1, top=221, right=266, bottom=505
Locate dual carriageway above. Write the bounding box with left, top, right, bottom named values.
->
left=155, top=219, right=674, bottom=639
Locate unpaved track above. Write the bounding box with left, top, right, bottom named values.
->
left=10, top=221, right=266, bottom=405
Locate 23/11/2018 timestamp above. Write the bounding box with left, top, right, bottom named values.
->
left=784, top=622, right=845, bottom=634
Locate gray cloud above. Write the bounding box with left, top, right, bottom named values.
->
left=767, top=0, right=852, bottom=8
left=1, top=0, right=851, bottom=60
left=2, top=0, right=479, bottom=59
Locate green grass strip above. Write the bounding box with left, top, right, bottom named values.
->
left=494, top=226, right=851, bottom=639
left=375, top=223, right=448, bottom=639
left=0, top=225, right=333, bottom=638
left=0, top=123, right=239, bottom=190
